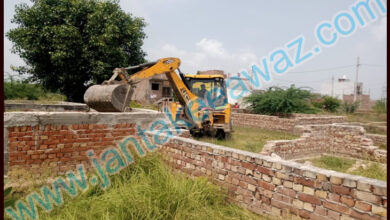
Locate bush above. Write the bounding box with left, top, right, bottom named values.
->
left=341, top=101, right=359, bottom=113
left=321, top=96, right=341, bottom=112
left=373, top=99, right=386, bottom=114
left=244, top=85, right=316, bottom=117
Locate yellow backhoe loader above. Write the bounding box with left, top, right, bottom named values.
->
left=84, top=57, right=232, bottom=139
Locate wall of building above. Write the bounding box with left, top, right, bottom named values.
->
left=154, top=135, right=387, bottom=219
left=262, top=124, right=387, bottom=163
left=132, top=74, right=171, bottom=104
left=343, top=94, right=373, bottom=111
left=231, top=113, right=347, bottom=133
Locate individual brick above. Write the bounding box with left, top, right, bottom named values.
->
left=272, top=177, right=281, bottom=185
left=330, top=176, right=343, bottom=185
left=372, top=205, right=387, bottom=217
left=314, top=190, right=327, bottom=199
left=293, top=183, right=303, bottom=192
left=303, top=186, right=314, bottom=195
left=293, top=199, right=303, bottom=209
left=323, top=201, right=349, bottom=214
left=342, top=179, right=356, bottom=188
left=314, top=206, right=327, bottom=216
left=297, top=193, right=321, bottom=205
left=327, top=209, right=341, bottom=220
left=303, top=202, right=314, bottom=212
left=340, top=196, right=355, bottom=207
left=284, top=181, right=293, bottom=188
left=248, top=184, right=256, bottom=192
left=353, top=190, right=381, bottom=205
left=356, top=182, right=371, bottom=192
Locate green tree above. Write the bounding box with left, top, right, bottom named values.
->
left=244, top=85, right=316, bottom=117
left=7, top=0, right=146, bottom=102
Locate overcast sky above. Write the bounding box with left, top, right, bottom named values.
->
left=4, top=0, right=387, bottom=99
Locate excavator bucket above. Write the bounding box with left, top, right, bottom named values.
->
left=84, top=83, right=133, bottom=112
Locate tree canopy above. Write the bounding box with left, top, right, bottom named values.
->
left=244, top=85, right=317, bottom=116
left=7, top=0, right=146, bottom=102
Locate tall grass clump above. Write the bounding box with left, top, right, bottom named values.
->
left=34, top=154, right=262, bottom=220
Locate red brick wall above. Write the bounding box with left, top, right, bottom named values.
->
left=155, top=136, right=387, bottom=219
left=262, top=124, right=387, bottom=162
left=7, top=123, right=137, bottom=177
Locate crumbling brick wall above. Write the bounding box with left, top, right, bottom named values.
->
left=263, top=124, right=387, bottom=162
left=366, top=134, right=387, bottom=146
left=155, top=136, right=387, bottom=219
left=231, top=113, right=346, bottom=133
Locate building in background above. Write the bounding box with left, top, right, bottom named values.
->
left=132, top=74, right=172, bottom=104
left=320, top=75, right=362, bottom=98
left=226, top=72, right=253, bottom=107
left=320, top=75, right=373, bottom=110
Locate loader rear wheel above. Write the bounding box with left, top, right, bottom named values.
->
left=215, top=129, right=227, bottom=140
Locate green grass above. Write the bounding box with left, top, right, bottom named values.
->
left=311, top=156, right=356, bottom=173
left=130, top=100, right=159, bottom=111
left=6, top=154, right=264, bottom=220
left=196, top=126, right=299, bottom=153
left=350, top=163, right=387, bottom=181
left=305, top=155, right=387, bottom=181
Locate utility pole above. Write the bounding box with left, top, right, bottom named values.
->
left=353, top=56, right=360, bottom=102
left=331, top=75, right=334, bottom=97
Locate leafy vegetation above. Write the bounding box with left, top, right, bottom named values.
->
left=244, top=85, right=317, bottom=117
left=7, top=0, right=146, bottom=102
left=4, top=178, right=16, bottom=209
left=320, top=96, right=341, bottom=112
left=4, top=79, right=66, bottom=101
left=196, top=126, right=299, bottom=153
left=6, top=154, right=264, bottom=220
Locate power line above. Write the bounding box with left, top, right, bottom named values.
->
left=287, top=65, right=354, bottom=73
left=276, top=78, right=330, bottom=84
left=360, top=64, right=386, bottom=67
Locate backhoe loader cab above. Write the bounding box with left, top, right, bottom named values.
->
left=183, top=75, right=228, bottom=108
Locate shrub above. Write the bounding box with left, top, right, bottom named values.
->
left=321, top=96, right=341, bottom=112
left=244, top=85, right=316, bottom=116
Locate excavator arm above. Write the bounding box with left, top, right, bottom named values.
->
left=84, top=57, right=204, bottom=128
